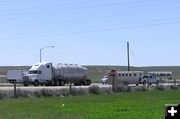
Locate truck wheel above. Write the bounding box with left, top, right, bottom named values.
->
left=34, top=80, right=39, bottom=86
left=87, top=80, right=91, bottom=85
left=45, top=81, right=51, bottom=86
left=74, top=82, right=79, bottom=86
left=83, top=80, right=88, bottom=86
left=24, top=83, right=29, bottom=86
left=56, top=80, right=60, bottom=86
left=51, top=80, right=58, bottom=86
left=59, top=80, right=65, bottom=86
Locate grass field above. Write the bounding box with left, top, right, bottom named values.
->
left=0, top=90, right=179, bottom=119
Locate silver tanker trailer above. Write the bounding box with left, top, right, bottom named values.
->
left=24, top=62, right=91, bottom=86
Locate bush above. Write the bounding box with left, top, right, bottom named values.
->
left=89, top=85, right=100, bottom=94
left=177, top=84, right=180, bottom=89
left=100, top=87, right=113, bottom=94
left=155, top=85, right=165, bottom=91
left=135, top=86, right=147, bottom=92
left=0, top=91, right=6, bottom=99
left=41, top=88, right=54, bottom=97
left=169, top=85, right=178, bottom=90
left=16, top=89, right=30, bottom=97
left=115, top=84, right=131, bottom=92
left=70, top=88, right=88, bottom=96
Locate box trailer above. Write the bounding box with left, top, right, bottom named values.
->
left=7, top=70, right=28, bottom=83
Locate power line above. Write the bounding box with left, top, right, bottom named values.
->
left=0, top=0, right=178, bottom=17
left=59, top=21, right=180, bottom=35
left=0, top=20, right=179, bottom=41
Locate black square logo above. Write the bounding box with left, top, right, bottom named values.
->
left=165, top=104, right=180, bottom=119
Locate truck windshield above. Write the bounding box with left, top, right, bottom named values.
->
left=29, top=71, right=39, bottom=74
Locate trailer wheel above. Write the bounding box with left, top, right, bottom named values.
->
left=74, top=81, right=81, bottom=86
left=45, top=81, right=52, bottom=86
left=34, top=80, right=39, bottom=86
left=59, top=80, right=65, bottom=86
left=74, top=82, right=80, bottom=86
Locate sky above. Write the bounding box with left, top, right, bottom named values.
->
left=0, top=0, right=180, bottom=66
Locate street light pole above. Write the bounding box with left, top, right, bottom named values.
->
left=40, top=46, right=55, bottom=62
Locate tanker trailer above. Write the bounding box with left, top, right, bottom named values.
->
left=25, top=62, right=91, bottom=86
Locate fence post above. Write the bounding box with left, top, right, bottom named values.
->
left=69, top=81, right=72, bottom=94
left=112, top=77, right=115, bottom=92
left=147, top=78, right=150, bottom=91
left=14, top=80, right=17, bottom=98
left=173, top=79, right=176, bottom=86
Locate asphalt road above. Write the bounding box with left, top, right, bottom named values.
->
left=0, top=83, right=179, bottom=91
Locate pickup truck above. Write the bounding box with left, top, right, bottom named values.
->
left=140, top=75, right=160, bottom=85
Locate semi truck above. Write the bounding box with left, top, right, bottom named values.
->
left=24, top=62, right=91, bottom=86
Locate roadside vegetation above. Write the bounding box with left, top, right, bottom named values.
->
left=0, top=84, right=180, bottom=99
left=0, top=90, right=179, bottom=119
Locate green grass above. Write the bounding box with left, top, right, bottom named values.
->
left=0, top=90, right=180, bottom=119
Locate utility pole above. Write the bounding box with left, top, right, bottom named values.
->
left=127, top=42, right=130, bottom=71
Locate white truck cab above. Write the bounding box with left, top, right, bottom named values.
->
left=27, top=62, right=53, bottom=86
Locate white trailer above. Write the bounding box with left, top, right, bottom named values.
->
left=147, top=71, right=172, bottom=77
left=107, top=70, right=144, bottom=85
left=7, top=70, right=28, bottom=83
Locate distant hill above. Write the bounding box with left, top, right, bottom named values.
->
left=0, top=66, right=180, bottom=83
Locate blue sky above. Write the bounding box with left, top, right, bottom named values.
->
left=0, top=0, right=180, bottom=66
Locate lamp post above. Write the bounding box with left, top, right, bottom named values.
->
left=40, top=46, right=55, bottom=62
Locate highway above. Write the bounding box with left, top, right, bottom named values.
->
left=0, top=83, right=179, bottom=91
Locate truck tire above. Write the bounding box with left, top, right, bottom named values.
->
left=51, top=80, right=58, bottom=86
left=87, top=80, right=91, bottom=85
left=34, top=80, right=39, bottom=86
left=24, top=83, right=29, bottom=86
left=83, top=80, right=88, bottom=86
left=74, top=81, right=81, bottom=86
left=59, top=80, right=65, bottom=86
left=56, top=80, right=60, bottom=86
